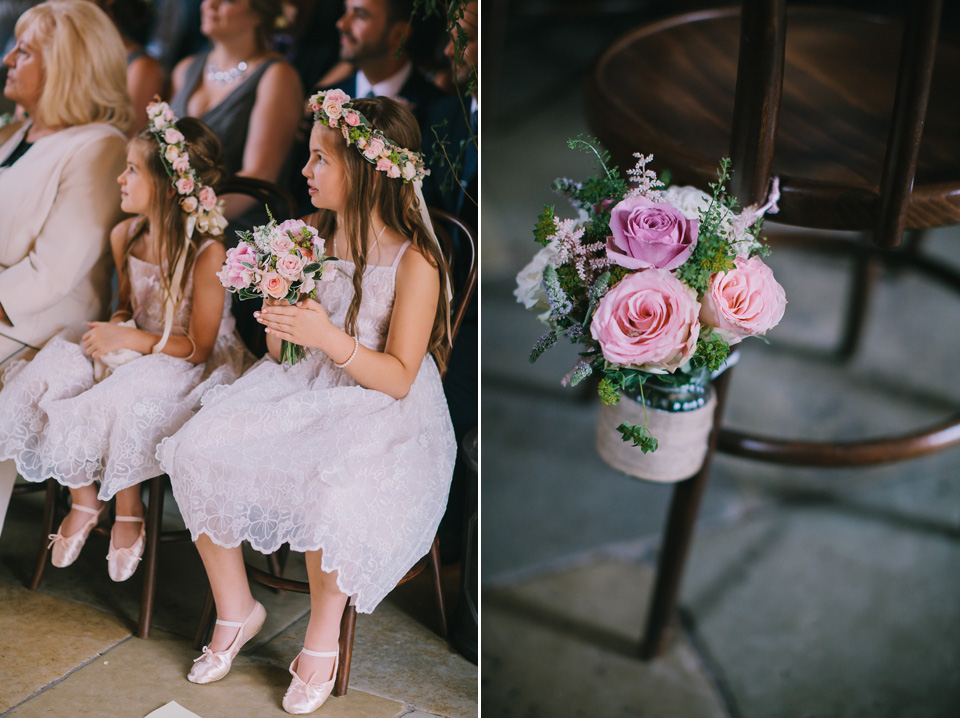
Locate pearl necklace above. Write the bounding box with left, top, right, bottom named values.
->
left=205, top=60, right=249, bottom=85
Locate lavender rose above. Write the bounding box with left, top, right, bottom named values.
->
left=606, top=195, right=698, bottom=270
left=590, top=269, right=700, bottom=373
left=700, top=256, right=786, bottom=344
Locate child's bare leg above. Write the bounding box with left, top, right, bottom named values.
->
left=60, top=483, right=104, bottom=536
left=297, top=549, right=348, bottom=681
left=112, top=485, right=145, bottom=548
left=196, top=534, right=259, bottom=651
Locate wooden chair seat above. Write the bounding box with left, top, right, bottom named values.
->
left=585, top=6, right=960, bottom=233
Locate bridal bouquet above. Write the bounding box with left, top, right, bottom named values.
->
left=516, top=138, right=786, bottom=454
left=218, top=217, right=333, bottom=365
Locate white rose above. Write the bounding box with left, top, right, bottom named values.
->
left=401, top=162, right=417, bottom=180
left=660, top=185, right=713, bottom=220
left=514, top=242, right=559, bottom=310
left=165, top=145, right=180, bottom=163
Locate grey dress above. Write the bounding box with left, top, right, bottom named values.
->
left=169, top=52, right=281, bottom=238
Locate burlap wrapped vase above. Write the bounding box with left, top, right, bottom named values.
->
left=595, top=378, right=717, bottom=483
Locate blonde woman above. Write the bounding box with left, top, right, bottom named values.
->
left=0, top=0, right=133, bottom=534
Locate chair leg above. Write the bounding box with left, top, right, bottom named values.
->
left=27, top=479, right=60, bottom=590
left=639, top=368, right=733, bottom=659
left=836, top=250, right=880, bottom=361
left=137, top=476, right=165, bottom=639
left=333, top=602, right=356, bottom=697
left=428, top=536, right=448, bottom=638
left=193, top=584, right=216, bottom=651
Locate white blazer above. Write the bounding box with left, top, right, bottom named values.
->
left=0, top=120, right=127, bottom=350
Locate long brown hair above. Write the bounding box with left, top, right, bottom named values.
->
left=312, top=98, right=452, bottom=373
left=121, top=118, right=227, bottom=314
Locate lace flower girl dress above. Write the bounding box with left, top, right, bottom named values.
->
left=0, top=240, right=251, bottom=499
left=158, top=240, right=457, bottom=613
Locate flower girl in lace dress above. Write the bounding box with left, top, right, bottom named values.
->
left=158, top=94, right=457, bottom=714
left=0, top=103, right=250, bottom=582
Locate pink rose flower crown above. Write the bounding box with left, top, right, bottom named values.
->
left=146, top=101, right=227, bottom=239
left=308, top=89, right=428, bottom=184
left=518, top=136, right=786, bottom=453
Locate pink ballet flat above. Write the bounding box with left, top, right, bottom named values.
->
left=281, top=648, right=339, bottom=714
left=188, top=601, right=266, bottom=684
left=106, top=516, right=145, bottom=582
left=48, top=502, right=106, bottom=568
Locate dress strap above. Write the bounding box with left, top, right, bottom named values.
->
left=196, top=238, right=219, bottom=256
left=391, top=240, right=412, bottom=269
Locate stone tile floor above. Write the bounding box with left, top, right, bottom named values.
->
left=0, top=487, right=476, bottom=718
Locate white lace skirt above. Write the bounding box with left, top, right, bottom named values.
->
left=157, top=351, right=457, bottom=613
left=0, top=324, right=249, bottom=499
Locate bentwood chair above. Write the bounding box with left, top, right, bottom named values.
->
left=193, top=207, right=478, bottom=696
left=585, top=0, right=960, bottom=657
left=25, top=176, right=300, bottom=639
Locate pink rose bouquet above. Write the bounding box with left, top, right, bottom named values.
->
left=218, top=216, right=335, bottom=365
left=517, top=139, right=786, bottom=452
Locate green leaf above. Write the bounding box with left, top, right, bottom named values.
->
left=533, top=205, right=556, bottom=246
left=616, top=422, right=659, bottom=453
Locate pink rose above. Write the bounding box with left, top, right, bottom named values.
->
left=321, top=89, right=349, bottom=120
left=276, top=253, right=305, bottom=281
left=590, top=269, right=700, bottom=372
left=218, top=242, right=258, bottom=289
left=276, top=219, right=307, bottom=238
left=176, top=176, right=195, bottom=195
left=198, top=186, right=217, bottom=211
left=172, top=155, right=190, bottom=173
left=164, top=128, right=184, bottom=144
left=363, top=136, right=386, bottom=159
left=269, top=231, right=295, bottom=254
left=344, top=112, right=360, bottom=126
left=259, top=271, right=290, bottom=299
left=700, top=256, right=786, bottom=345
left=606, top=196, right=698, bottom=271
left=376, top=157, right=400, bottom=178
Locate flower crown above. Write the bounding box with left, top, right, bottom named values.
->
left=145, top=101, right=228, bottom=238
left=308, top=90, right=428, bottom=183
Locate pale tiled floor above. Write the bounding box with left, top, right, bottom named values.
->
left=0, top=487, right=476, bottom=718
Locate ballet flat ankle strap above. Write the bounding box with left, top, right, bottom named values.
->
left=300, top=648, right=338, bottom=658
left=71, top=504, right=102, bottom=516
left=215, top=618, right=244, bottom=627
left=114, top=515, right=144, bottom=523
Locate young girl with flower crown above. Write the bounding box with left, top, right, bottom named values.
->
left=0, top=104, right=250, bottom=582
left=157, top=94, right=457, bottom=714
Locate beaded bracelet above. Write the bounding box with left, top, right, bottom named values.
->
left=334, top=335, right=359, bottom=369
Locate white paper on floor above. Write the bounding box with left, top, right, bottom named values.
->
left=144, top=702, right=203, bottom=718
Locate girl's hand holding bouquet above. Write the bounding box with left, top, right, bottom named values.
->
left=218, top=216, right=335, bottom=365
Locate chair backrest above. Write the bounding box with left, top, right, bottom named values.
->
left=218, top=175, right=299, bottom=225
left=729, top=0, right=946, bottom=248
left=427, top=206, right=478, bottom=354
left=585, top=0, right=960, bottom=248
left=218, top=176, right=299, bottom=357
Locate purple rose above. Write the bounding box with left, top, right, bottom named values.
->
left=606, top=196, right=698, bottom=270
